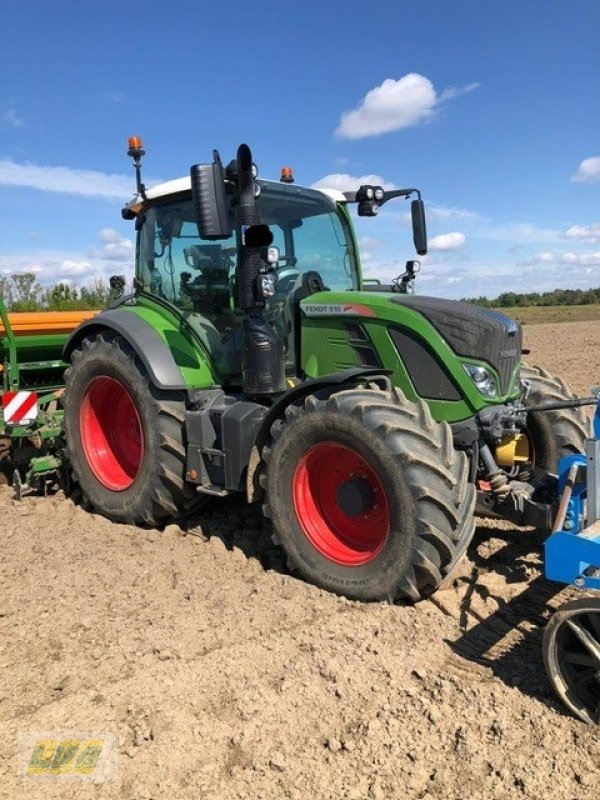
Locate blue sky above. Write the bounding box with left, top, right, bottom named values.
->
left=1, top=0, right=599, bottom=298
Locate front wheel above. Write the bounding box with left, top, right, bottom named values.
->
left=521, top=364, right=588, bottom=474
left=63, top=331, right=202, bottom=526
left=262, top=386, right=476, bottom=602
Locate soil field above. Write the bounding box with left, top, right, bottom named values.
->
left=1, top=319, right=600, bottom=800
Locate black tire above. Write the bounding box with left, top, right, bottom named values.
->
left=543, top=597, right=600, bottom=724
left=521, top=364, right=589, bottom=474
left=262, top=386, right=476, bottom=602
left=63, top=331, right=202, bottom=526
left=0, top=437, right=10, bottom=485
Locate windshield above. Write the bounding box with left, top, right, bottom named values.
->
left=136, top=181, right=357, bottom=383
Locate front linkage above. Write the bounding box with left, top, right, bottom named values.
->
left=457, top=380, right=595, bottom=530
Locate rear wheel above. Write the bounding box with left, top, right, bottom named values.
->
left=63, top=331, right=202, bottom=526
left=262, top=386, right=476, bottom=602
left=543, top=597, right=600, bottom=724
left=521, top=364, right=588, bottom=474
left=0, top=437, right=10, bottom=485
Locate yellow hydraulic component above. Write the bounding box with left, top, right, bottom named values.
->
left=0, top=310, right=99, bottom=337
left=495, top=432, right=530, bottom=467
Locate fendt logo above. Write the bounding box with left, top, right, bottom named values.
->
left=303, top=303, right=376, bottom=318
left=19, top=732, right=117, bottom=782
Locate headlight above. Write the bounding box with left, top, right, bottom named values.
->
left=463, top=364, right=498, bottom=398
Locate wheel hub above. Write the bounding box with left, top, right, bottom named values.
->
left=292, top=441, right=389, bottom=566
left=335, top=477, right=376, bottom=517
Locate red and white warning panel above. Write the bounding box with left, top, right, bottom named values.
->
left=2, top=391, right=38, bottom=425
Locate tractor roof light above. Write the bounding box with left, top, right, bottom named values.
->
left=127, top=135, right=145, bottom=158
left=126, top=135, right=147, bottom=201
left=280, top=166, right=294, bottom=183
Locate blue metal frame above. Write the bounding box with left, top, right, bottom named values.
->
left=545, top=530, right=600, bottom=590
left=544, top=408, right=600, bottom=591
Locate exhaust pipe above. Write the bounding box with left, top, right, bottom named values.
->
left=234, top=144, right=285, bottom=396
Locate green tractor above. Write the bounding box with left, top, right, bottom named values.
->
left=56, top=139, right=587, bottom=602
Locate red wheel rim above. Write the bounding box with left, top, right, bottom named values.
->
left=80, top=376, right=144, bottom=491
left=292, top=442, right=390, bottom=566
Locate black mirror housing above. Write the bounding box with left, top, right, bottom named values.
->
left=190, top=151, right=232, bottom=240
left=411, top=199, right=427, bottom=255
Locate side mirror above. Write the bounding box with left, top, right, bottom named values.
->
left=190, top=150, right=232, bottom=240
left=411, top=199, right=427, bottom=256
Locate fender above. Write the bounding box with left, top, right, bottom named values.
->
left=246, top=366, right=392, bottom=501
left=63, top=308, right=209, bottom=391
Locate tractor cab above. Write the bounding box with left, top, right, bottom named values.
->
left=130, top=177, right=361, bottom=385
left=125, top=142, right=426, bottom=391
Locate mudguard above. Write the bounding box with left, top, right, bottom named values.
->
left=63, top=308, right=213, bottom=391
left=254, top=366, right=392, bottom=451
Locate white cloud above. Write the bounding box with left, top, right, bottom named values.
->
left=572, top=156, right=600, bottom=183
left=311, top=173, right=396, bottom=192
left=438, top=82, right=481, bottom=102
left=401, top=203, right=482, bottom=225
left=427, top=203, right=481, bottom=221
left=428, top=232, right=466, bottom=251
left=0, top=158, right=135, bottom=199
left=358, top=235, right=381, bottom=249
left=1, top=228, right=135, bottom=285
left=92, top=228, right=134, bottom=261
left=0, top=252, right=106, bottom=282
left=564, top=222, right=600, bottom=243
left=335, top=74, right=479, bottom=139
left=520, top=249, right=600, bottom=268
left=2, top=109, right=24, bottom=128
left=561, top=251, right=600, bottom=266
left=532, top=251, right=555, bottom=263
left=475, top=221, right=561, bottom=245
left=58, top=260, right=95, bottom=278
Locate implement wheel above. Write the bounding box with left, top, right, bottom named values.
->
left=543, top=597, right=600, bottom=724
left=521, top=364, right=588, bottom=474
left=262, top=386, right=475, bottom=602
left=63, top=331, right=202, bottom=526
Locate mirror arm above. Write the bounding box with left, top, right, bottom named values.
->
left=341, top=188, right=420, bottom=205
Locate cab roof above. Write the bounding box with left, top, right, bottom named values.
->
left=125, top=176, right=346, bottom=213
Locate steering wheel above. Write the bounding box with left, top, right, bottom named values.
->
left=275, top=267, right=301, bottom=296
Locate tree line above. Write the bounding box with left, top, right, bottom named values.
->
left=463, top=287, right=600, bottom=308
left=0, top=272, right=117, bottom=312
left=2, top=271, right=600, bottom=312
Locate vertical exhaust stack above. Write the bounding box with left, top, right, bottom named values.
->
left=235, top=144, right=285, bottom=396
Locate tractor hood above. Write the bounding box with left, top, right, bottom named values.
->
left=388, top=295, right=522, bottom=395
left=300, top=291, right=523, bottom=421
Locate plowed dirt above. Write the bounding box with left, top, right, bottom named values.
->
left=1, top=319, right=599, bottom=800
